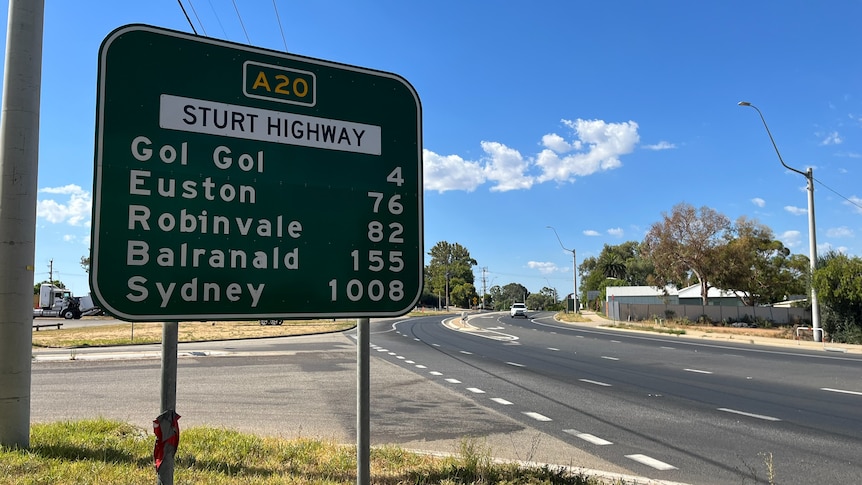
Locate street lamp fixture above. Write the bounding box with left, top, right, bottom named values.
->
left=547, top=226, right=578, bottom=313
left=738, top=101, right=821, bottom=342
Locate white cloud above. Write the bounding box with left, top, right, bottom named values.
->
left=607, top=227, right=624, bottom=237
left=818, top=242, right=848, bottom=254
left=784, top=205, right=807, bottom=216
left=423, top=117, right=640, bottom=192
left=780, top=230, right=802, bottom=248
left=751, top=197, right=766, bottom=208
left=820, top=131, right=842, bottom=145
left=643, top=141, right=676, bottom=150
left=36, top=185, right=91, bottom=226
left=583, top=229, right=601, bottom=236
left=826, top=226, right=854, bottom=238
left=541, top=133, right=579, bottom=153
left=480, top=141, right=534, bottom=192
left=423, top=149, right=485, bottom=192
left=527, top=261, right=560, bottom=274
left=536, top=119, right=639, bottom=184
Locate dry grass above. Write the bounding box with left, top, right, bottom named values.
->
left=32, top=319, right=355, bottom=348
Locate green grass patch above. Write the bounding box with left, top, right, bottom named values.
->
left=1, top=420, right=605, bottom=484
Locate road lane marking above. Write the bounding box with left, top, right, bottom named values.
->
left=460, top=351, right=473, bottom=355
left=661, top=346, right=675, bottom=350
left=611, top=340, right=621, bottom=343
left=376, top=348, right=388, bottom=352
left=563, top=429, right=613, bottom=445
left=466, top=388, right=485, bottom=394
left=490, top=398, right=513, bottom=405
left=579, top=379, right=612, bottom=387
left=388, top=352, right=396, bottom=355
left=415, top=365, right=427, bottom=369
left=432, top=344, right=440, bottom=347
left=821, top=387, right=862, bottom=396
left=601, top=356, right=619, bottom=361
left=684, top=368, right=713, bottom=374
left=396, top=356, right=405, bottom=359
left=626, top=454, right=677, bottom=470
left=548, top=347, right=560, bottom=351
left=429, top=371, right=443, bottom=376
left=506, top=362, right=525, bottom=367
left=718, top=408, right=781, bottom=421
left=405, top=360, right=415, bottom=364
left=445, top=378, right=461, bottom=384
left=523, top=412, right=552, bottom=422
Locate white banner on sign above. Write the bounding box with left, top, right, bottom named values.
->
left=159, top=94, right=382, bottom=155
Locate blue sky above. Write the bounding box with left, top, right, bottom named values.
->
left=6, top=0, right=861, bottom=298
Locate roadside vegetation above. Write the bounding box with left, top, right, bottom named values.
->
left=31, top=319, right=355, bottom=348
left=0, top=419, right=604, bottom=485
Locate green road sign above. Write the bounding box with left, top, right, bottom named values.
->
left=91, top=25, right=423, bottom=321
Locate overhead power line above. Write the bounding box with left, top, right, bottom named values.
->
left=272, top=0, right=288, bottom=51
left=231, top=0, right=251, bottom=44
left=177, top=0, right=198, bottom=35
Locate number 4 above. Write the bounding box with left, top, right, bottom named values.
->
left=387, top=167, right=404, bottom=186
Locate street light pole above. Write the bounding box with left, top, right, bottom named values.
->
left=547, top=226, right=578, bottom=313
left=738, top=101, right=822, bottom=342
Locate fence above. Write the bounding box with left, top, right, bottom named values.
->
left=605, top=301, right=810, bottom=325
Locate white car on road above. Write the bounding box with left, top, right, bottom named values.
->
left=509, top=303, right=528, bottom=318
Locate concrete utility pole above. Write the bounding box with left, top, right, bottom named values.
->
left=0, top=0, right=44, bottom=448
left=738, top=101, right=822, bottom=342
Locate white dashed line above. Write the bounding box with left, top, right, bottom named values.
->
left=822, top=387, right=862, bottom=396
left=490, top=398, right=513, bottom=405
left=684, top=368, right=713, bottom=374
left=576, top=335, right=584, bottom=339
left=579, top=379, right=612, bottom=387
left=396, top=356, right=405, bottom=359
left=523, top=412, right=552, bottom=422
left=432, top=344, right=440, bottom=347
left=563, top=429, right=612, bottom=446
left=661, top=346, right=675, bottom=350
left=413, top=338, right=420, bottom=341
left=626, top=454, right=677, bottom=470
left=718, top=408, right=781, bottom=421
left=460, top=351, right=473, bottom=355
left=376, top=349, right=388, bottom=352
left=466, top=388, right=485, bottom=394
left=388, top=352, right=396, bottom=356
left=601, top=356, right=619, bottom=361
left=445, top=378, right=462, bottom=384
left=506, top=362, right=525, bottom=367
left=405, top=360, right=415, bottom=364
left=610, top=340, right=621, bottom=343
left=415, top=365, right=427, bottom=369
left=548, top=348, right=560, bottom=351
left=429, top=371, right=443, bottom=376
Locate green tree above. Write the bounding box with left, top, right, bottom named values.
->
left=491, top=282, right=529, bottom=310
left=642, top=203, right=731, bottom=305
left=426, top=241, right=477, bottom=309
left=80, top=255, right=90, bottom=274
left=526, top=286, right=557, bottom=311
left=714, top=216, right=806, bottom=305
left=813, top=251, right=862, bottom=343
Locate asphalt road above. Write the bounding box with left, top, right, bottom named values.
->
left=30, top=327, right=636, bottom=482
left=371, top=312, right=862, bottom=484
left=30, top=313, right=862, bottom=484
